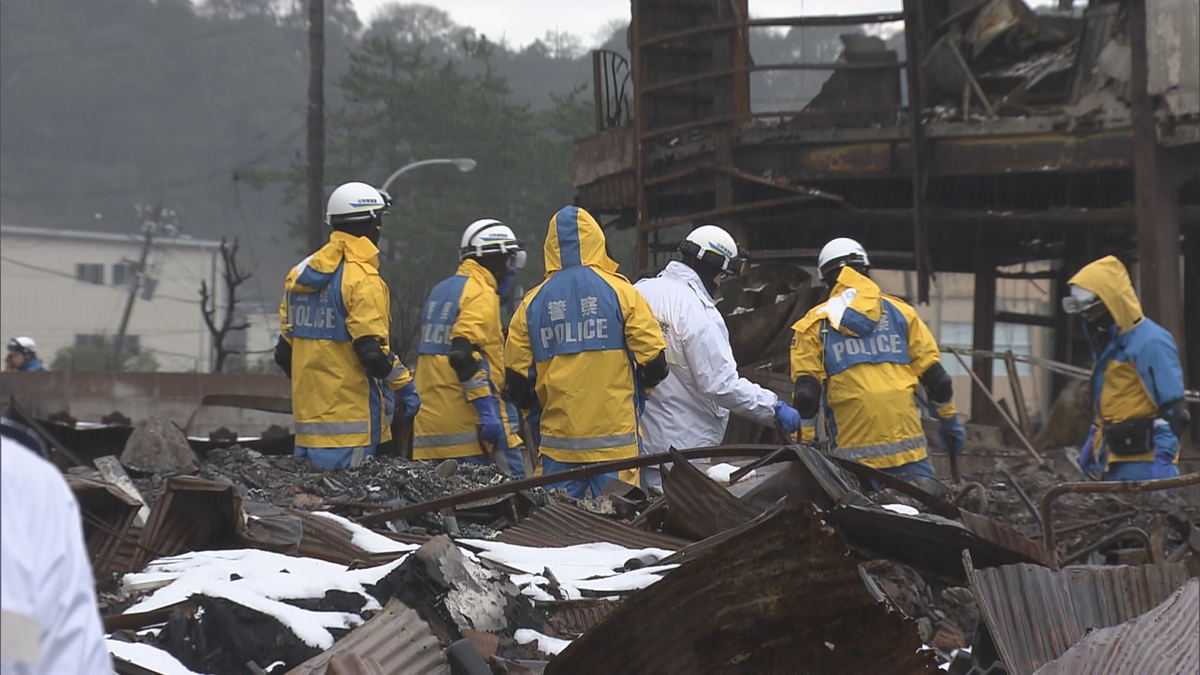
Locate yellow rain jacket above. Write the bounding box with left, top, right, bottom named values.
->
left=279, top=232, right=412, bottom=449
left=505, top=206, right=666, bottom=466
left=790, top=267, right=951, bottom=470
left=413, top=259, right=522, bottom=459
left=1070, top=256, right=1185, bottom=467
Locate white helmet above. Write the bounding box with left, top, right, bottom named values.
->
left=459, top=219, right=526, bottom=268
left=817, top=237, right=870, bottom=281
left=1062, top=284, right=1103, bottom=315
left=325, top=182, right=391, bottom=225
left=7, top=336, right=36, bottom=354
left=679, top=224, right=742, bottom=274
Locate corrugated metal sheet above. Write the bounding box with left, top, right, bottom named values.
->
left=288, top=509, right=417, bottom=567
left=660, top=447, right=761, bottom=540
left=285, top=598, right=450, bottom=675
left=66, top=475, right=142, bottom=579
left=545, top=505, right=938, bottom=675
left=543, top=599, right=621, bottom=637
left=495, top=503, right=691, bottom=551
left=1035, top=577, right=1199, bottom=675
left=967, top=558, right=1193, bottom=675
left=133, top=476, right=244, bottom=569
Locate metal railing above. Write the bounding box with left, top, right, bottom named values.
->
left=592, top=49, right=632, bottom=132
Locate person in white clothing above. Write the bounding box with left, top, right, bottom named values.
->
left=1, top=422, right=111, bottom=675
left=635, top=225, right=802, bottom=490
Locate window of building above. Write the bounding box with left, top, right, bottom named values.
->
left=112, top=262, right=139, bottom=287
left=75, top=334, right=140, bottom=353
left=75, top=263, right=104, bottom=285
left=940, top=322, right=1032, bottom=376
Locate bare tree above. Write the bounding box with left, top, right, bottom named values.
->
left=200, top=238, right=252, bottom=373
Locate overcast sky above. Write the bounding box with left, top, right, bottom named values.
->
left=351, top=1, right=904, bottom=49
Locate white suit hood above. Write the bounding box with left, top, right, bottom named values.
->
left=635, top=261, right=779, bottom=460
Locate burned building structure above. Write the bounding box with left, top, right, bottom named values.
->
left=572, top=0, right=1200, bottom=420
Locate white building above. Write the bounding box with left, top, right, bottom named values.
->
left=0, top=224, right=226, bottom=372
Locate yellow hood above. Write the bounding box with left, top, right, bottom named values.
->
left=286, top=231, right=380, bottom=293
left=543, top=205, right=619, bottom=275
left=1068, top=255, right=1143, bottom=333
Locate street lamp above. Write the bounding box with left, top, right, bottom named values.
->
left=380, top=157, right=477, bottom=193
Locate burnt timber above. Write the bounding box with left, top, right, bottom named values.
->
left=573, top=0, right=1200, bottom=411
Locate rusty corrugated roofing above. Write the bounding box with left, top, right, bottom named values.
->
left=66, top=474, right=142, bottom=579
left=545, top=505, right=938, bottom=675
left=660, top=447, right=762, bottom=540
left=495, top=503, right=691, bottom=551
left=1034, top=577, right=1199, bottom=675
left=284, top=597, right=450, bottom=675
left=133, top=476, right=244, bottom=569
left=966, top=557, right=1194, bottom=674
left=543, top=599, right=620, bottom=637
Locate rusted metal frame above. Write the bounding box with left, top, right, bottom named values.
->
left=1040, top=473, right=1200, bottom=569
left=946, top=38, right=996, bottom=117
left=994, top=311, right=1056, bottom=328
left=642, top=61, right=905, bottom=95
left=1130, top=0, right=1185, bottom=364
left=950, top=350, right=1047, bottom=466
left=902, top=0, right=932, bottom=303
left=632, top=0, right=648, bottom=277
left=952, top=482, right=989, bottom=512
left=1048, top=510, right=1138, bottom=538
left=639, top=106, right=901, bottom=143
left=592, top=50, right=604, bottom=133
left=80, top=509, right=166, bottom=559
left=1060, top=526, right=1155, bottom=567
left=1003, top=351, right=1037, bottom=447
left=999, top=469, right=1043, bottom=529
left=637, top=12, right=906, bottom=49
left=357, top=445, right=785, bottom=527
left=644, top=165, right=705, bottom=187
left=705, top=164, right=848, bottom=205
left=645, top=194, right=820, bottom=231
left=728, top=445, right=792, bottom=485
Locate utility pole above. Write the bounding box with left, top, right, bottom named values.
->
left=306, top=0, right=325, bottom=252
left=110, top=204, right=170, bottom=371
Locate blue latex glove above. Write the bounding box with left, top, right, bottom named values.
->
left=398, top=382, right=421, bottom=423
left=472, top=396, right=505, bottom=445
left=773, top=400, right=801, bottom=435
left=938, top=414, right=966, bottom=457
left=1077, top=429, right=1101, bottom=474
left=1150, top=452, right=1179, bottom=480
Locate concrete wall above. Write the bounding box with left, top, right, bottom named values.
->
left=0, top=371, right=293, bottom=437
left=1, top=226, right=221, bottom=372
left=1148, top=0, right=1200, bottom=115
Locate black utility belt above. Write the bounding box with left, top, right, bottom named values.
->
left=1103, top=418, right=1154, bottom=456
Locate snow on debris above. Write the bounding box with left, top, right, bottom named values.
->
left=309, top=510, right=421, bottom=554
left=515, top=629, right=573, bottom=656
left=107, top=639, right=202, bottom=675
left=459, top=539, right=676, bottom=599
left=122, top=549, right=408, bottom=649
left=882, top=503, right=920, bottom=516
left=706, top=462, right=752, bottom=484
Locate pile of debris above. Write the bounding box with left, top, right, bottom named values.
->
left=15, top=407, right=1199, bottom=674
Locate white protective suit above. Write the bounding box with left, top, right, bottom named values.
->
left=1, top=436, right=110, bottom=675
left=636, top=261, right=779, bottom=488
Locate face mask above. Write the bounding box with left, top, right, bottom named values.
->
left=497, top=266, right=517, bottom=297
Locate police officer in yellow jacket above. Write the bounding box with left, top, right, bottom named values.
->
left=1063, top=255, right=1189, bottom=481
left=790, top=238, right=964, bottom=483
left=505, top=205, right=668, bottom=498
left=413, top=219, right=527, bottom=478
left=274, top=182, right=421, bottom=470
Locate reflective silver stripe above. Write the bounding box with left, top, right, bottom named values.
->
left=414, top=431, right=479, bottom=448
left=0, top=610, right=40, bottom=665
left=463, top=375, right=489, bottom=392
left=384, top=361, right=408, bottom=383
left=833, top=435, right=926, bottom=461
left=801, top=419, right=816, bottom=429
left=541, top=432, right=638, bottom=451
left=295, top=421, right=369, bottom=436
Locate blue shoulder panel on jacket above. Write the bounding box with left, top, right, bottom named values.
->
left=288, top=262, right=351, bottom=342
left=418, top=274, right=469, bottom=356
left=527, top=267, right=625, bottom=363
left=823, top=300, right=911, bottom=378
left=1125, top=319, right=1185, bottom=405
